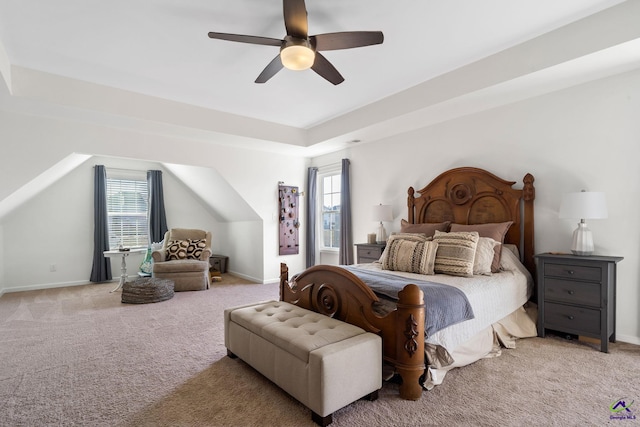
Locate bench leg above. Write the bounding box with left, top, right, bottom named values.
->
left=227, top=349, right=237, bottom=359
left=311, top=412, right=332, bottom=427
left=364, top=389, right=379, bottom=401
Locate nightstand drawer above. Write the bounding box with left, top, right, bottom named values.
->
left=544, top=263, right=601, bottom=282
left=545, top=278, right=600, bottom=307
left=355, top=244, right=385, bottom=264
left=357, top=247, right=382, bottom=259
left=544, top=302, right=601, bottom=335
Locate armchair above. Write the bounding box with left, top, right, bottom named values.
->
left=151, top=228, right=212, bottom=291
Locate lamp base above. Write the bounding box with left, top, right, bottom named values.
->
left=376, top=223, right=387, bottom=244
left=570, top=221, right=594, bottom=256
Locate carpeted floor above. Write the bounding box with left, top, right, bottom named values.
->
left=0, top=274, right=638, bottom=426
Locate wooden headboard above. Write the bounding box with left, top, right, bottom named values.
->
left=407, top=167, right=535, bottom=277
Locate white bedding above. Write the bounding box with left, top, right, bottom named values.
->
left=354, top=247, right=534, bottom=353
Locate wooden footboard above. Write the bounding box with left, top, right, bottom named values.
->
left=280, top=263, right=425, bottom=400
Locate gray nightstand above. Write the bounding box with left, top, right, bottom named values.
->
left=355, top=243, right=386, bottom=264
left=535, top=253, right=623, bottom=353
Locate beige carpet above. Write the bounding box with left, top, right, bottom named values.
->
left=1, top=274, right=638, bottom=426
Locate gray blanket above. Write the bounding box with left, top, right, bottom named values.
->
left=342, top=266, right=474, bottom=336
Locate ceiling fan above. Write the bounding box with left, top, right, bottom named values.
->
left=207, top=0, right=384, bottom=85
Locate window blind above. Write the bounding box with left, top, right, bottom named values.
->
left=320, top=172, right=341, bottom=249
left=106, top=170, right=149, bottom=249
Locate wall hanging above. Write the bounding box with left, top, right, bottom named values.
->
left=279, top=184, right=300, bottom=255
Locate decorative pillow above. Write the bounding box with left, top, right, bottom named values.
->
left=379, top=232, right=430, bottom=264
left=450, top=222, right=513, bottom=273
left=166, top=240, right=188, bottom=260
left=382, top=235, right=439, bottom=275
left=186, top=239, right=207, bottom=260
left=473, top=237, right=499, bottom=276
left=400, top=219, right=450, bottom=237
left=432, top=231, right=479, bottom=277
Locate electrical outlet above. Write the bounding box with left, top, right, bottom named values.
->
left=50, top=264, right=57, bottom=272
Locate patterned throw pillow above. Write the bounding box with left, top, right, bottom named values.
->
left=449, top=222, right=513, bottom=272
left=433, top=231, right=480, bottom=277
left=166, top=240, right=188, bottom=260
left=379, top=233, right=430, bottom=265
left=186, top=239, right=206, bottom=260
left=382, top=234, right=438, bottom=275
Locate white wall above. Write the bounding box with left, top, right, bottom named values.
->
left=0, top=64, right=637, bottom=344
left=0, top=156, right=221, bottom=291
left=0, top=110, right=308, bottom=292
left=312, top=69, right=640, bottom=344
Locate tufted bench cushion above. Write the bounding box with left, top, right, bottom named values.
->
left=229, top=301, right=367, bottom=362
left=225, top=300, right=382, bottom=426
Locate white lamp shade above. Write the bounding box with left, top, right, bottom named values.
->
left=559, top=191, right=608, bottom=220
left=372, top=204, right=393, bottom=222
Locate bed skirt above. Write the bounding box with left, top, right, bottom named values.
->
left=422, top=302, right=538, bottom=389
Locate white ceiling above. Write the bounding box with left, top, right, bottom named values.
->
left=0, top=0, right=638, bottom=156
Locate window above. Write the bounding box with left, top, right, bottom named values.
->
left=320, top=172, right=341, bottom=249
left=106, top=170, right=148, bottom=249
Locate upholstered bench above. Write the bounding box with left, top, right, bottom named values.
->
left=224, top=301, right=382, bottom=426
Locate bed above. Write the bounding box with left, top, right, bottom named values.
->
left=279, top=167, right=538, bottom=400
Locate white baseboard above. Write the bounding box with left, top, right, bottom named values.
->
left=226, top=270, right=265, bottom=284
left=2, top=271, right=270, bottom=294
left=2, top=280, right=95, bottom=294
left=0, top=278, right=122, bottom=294
left=616, top=334, right=640, bottom=346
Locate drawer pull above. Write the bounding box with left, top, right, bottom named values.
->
left=568, top=315, right=575, bottom=320
left=566, top=270, right=575, bottom=275
left=568, top=290, right=575, bottom=295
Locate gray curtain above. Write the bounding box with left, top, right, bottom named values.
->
left=338, top=159, right=354, bottom=265
left=305, top=167, right=318, bottom=268
left=147, top=170, right=168, bottom=244
left=90, top=165, right=112, bottom=282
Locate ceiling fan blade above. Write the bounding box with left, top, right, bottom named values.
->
left=208, top=32, right=282, bottom=47
left=255, top=55, right=284, bottom=83
left=283, top=0, right=308, bottom=38
left=311, top=52, right=344, bottom=85
left=311, top=31, right=384, bottom=51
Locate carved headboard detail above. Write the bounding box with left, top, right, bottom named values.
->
left=407, top=167, right=535, bottom=277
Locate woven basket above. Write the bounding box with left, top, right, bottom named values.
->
left=122, top=278, right=175, bottom=304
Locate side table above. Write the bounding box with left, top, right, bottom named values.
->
left=103, top=248, right=146, bottom=292
left=210, top=254, right=229, bottom=273
left=535, top=253, right=623, bottom=352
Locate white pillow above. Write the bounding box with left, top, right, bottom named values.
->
left=474, top=237, right=499, bottom=275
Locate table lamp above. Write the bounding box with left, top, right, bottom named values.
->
left=559, top=190, right=608, bottom=256
left=372, top=204, right=393, bottom=244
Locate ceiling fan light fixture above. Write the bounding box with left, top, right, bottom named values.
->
left=208, top=3, right=383, bottom=84
left=280, top=38, right=315, bottom=71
